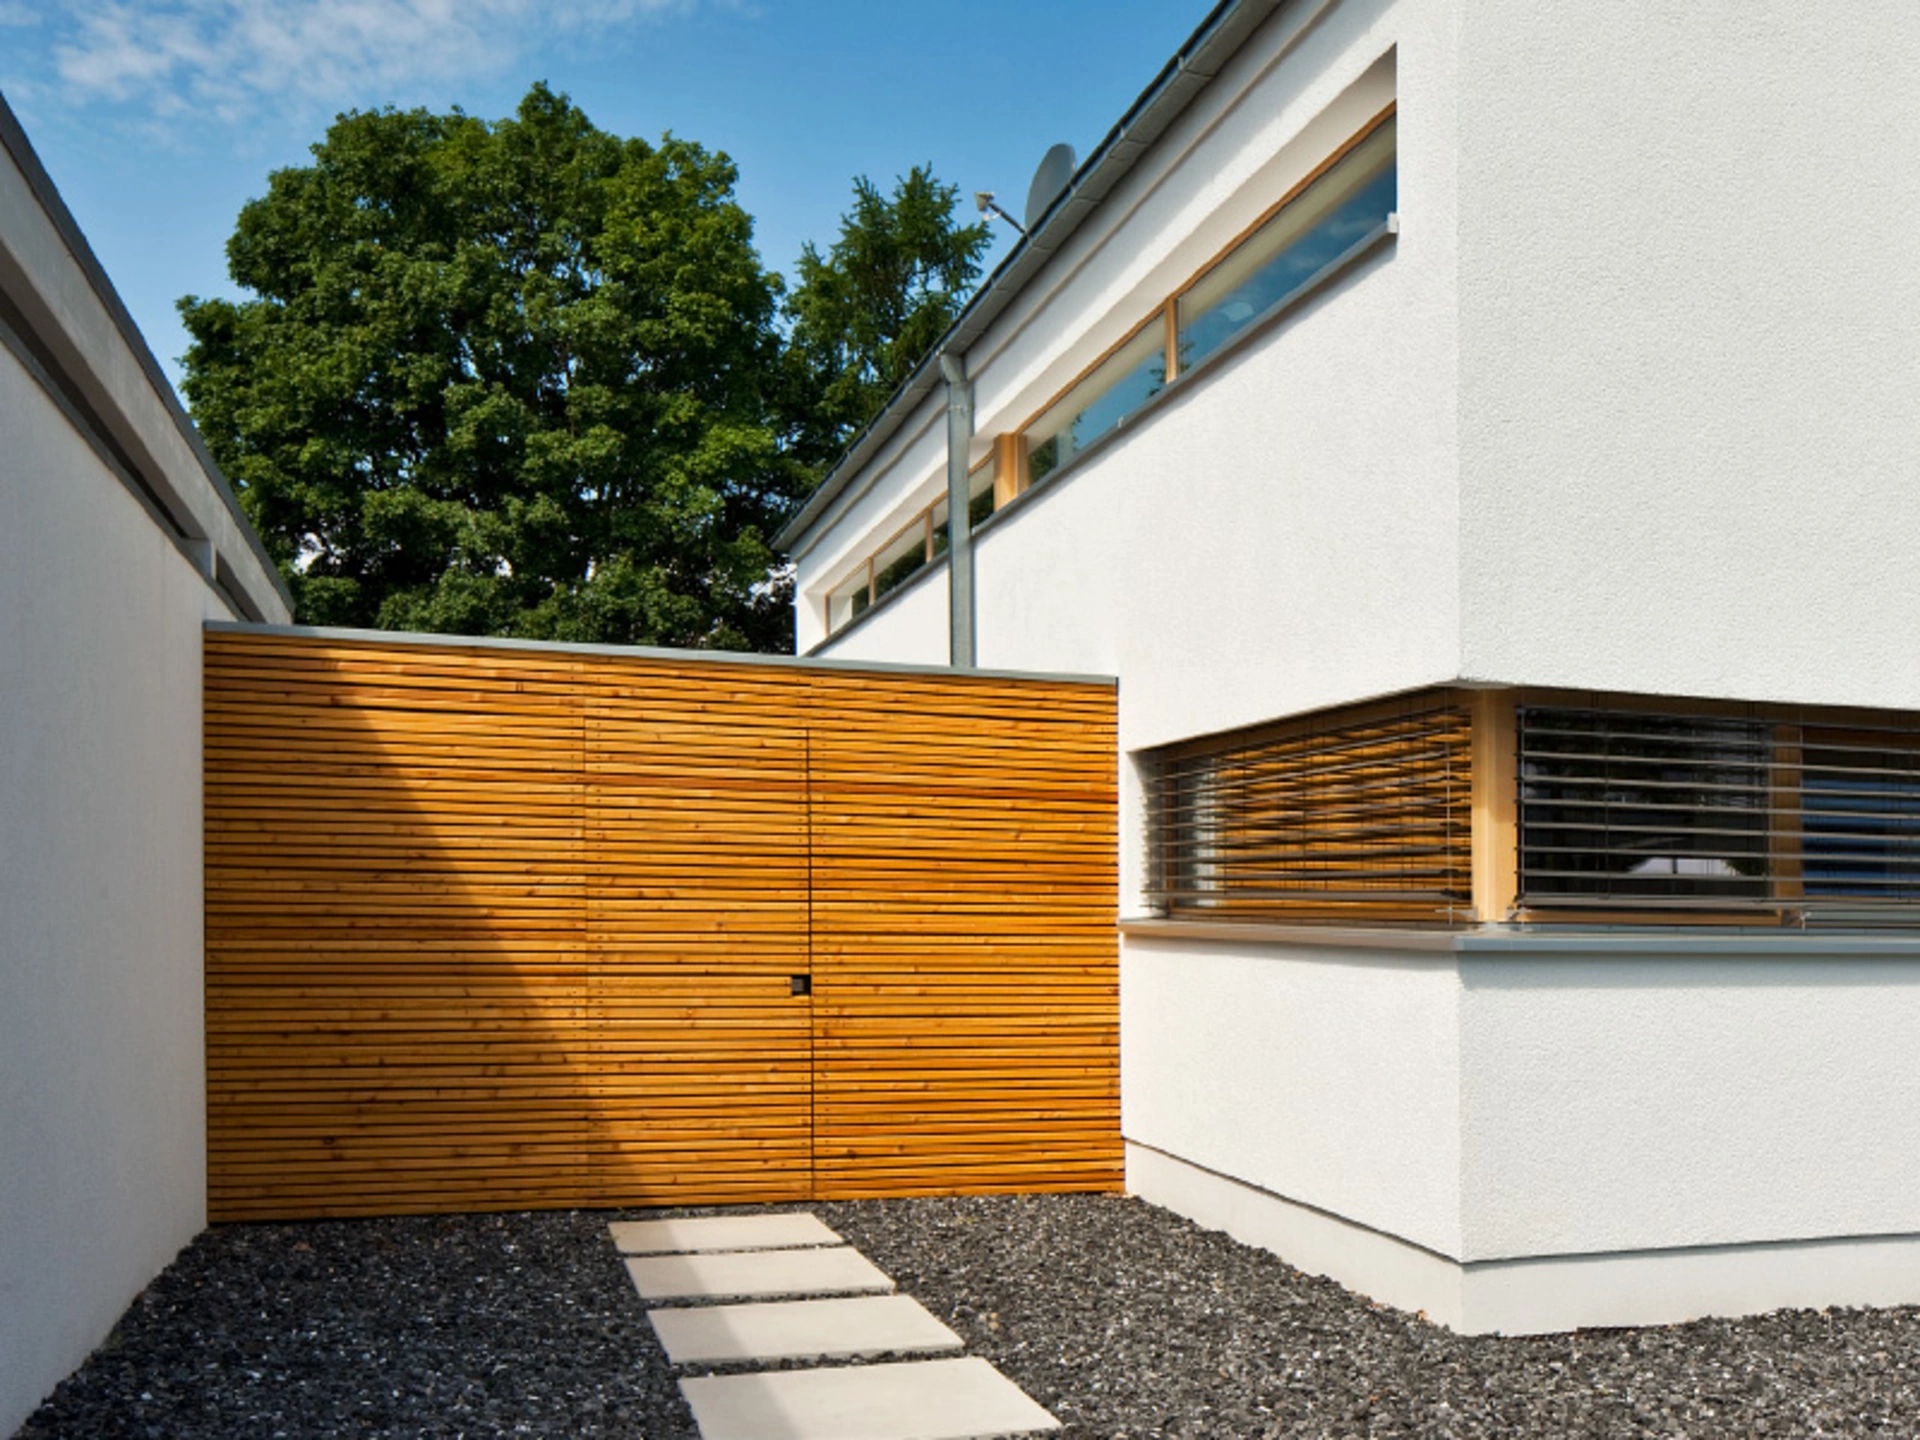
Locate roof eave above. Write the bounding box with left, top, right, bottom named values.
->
left=774, top=0, right=1293, bottom=556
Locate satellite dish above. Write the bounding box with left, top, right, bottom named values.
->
left=1023, top=143, right=1077, bottom=233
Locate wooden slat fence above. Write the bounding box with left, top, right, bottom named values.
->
left=203, top=629, right=1118, bottom=1219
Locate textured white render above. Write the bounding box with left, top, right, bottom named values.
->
left=1456, top=0, right=1920, bottom=706
left=0, top=127, right=289, bottom=1434
left=1132, top=1135, right=1920, bottom=1335
left=1125, top=1143, right=1469, bottom=1326
left=814, top=565, right=949, bottom=668
left=1121, top=932, right=1463, bottom=1258
left=0, top=346, right=226, bottom=1435
left=1129, top=933, right=1920, bottom=1333
left=1457, top=942, right=1920, bottom=1262
left=794, top=404, right=947, bottom=656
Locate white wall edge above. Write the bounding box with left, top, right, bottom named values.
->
left=1125, top=1140, right=1466, bottom=1328
left=1467, top=1232, right=1920, bottom=1336
left=1130, top=1140, right=1920, bottom=1336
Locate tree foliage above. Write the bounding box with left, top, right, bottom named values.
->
left=181, top=84, right=799, bottom=649
left=782, top=165, right=992, bottom=469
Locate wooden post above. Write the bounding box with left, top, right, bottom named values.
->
left=993, top=432, right=1025, bottom=508
left=1470, top=689, right=1519, bottom=924
left=1771, top=723, right=1804, bottom=921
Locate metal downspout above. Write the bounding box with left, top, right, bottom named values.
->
left=940, top=351, right=975, bottom=668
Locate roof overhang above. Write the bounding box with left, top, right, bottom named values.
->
left=775, top=0, right=1296, bottom=556
left=0, top=91, right=294, bottom=621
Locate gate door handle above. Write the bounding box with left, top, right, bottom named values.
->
left=790, top=974, right=812, bottom=996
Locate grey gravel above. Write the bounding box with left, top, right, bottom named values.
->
left=16, top=1194, right=1920, bottom=1437
left=12, top=1211, right=695, bottom=1440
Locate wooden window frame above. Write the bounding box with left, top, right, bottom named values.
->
left=1010, top=101, right=1398, bottom=494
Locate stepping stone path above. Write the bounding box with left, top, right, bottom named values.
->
left=626, top=1246, right=895, bottom=1303
left=613, top=1211, right=1060, bottom=1440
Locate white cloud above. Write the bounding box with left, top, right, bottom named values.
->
left=43, top=0, right=691, bottom=124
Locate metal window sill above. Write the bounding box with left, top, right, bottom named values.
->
left=1120, top=918, right=1920, bottom=956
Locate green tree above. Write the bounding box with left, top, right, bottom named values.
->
left=180, top=83, right=800, bottom=650
left=782, top=165, right=992, bottom=473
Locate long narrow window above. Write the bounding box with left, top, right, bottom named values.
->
left=1015, top=105, right=1397, bottom=493
left=1145, top=692, right=1473, bottom=923
left=827, top=107, right=1399, bottom=638
left=824, top=457, right=996, bottom=635
left=1025, top=322, right=1169, bottom=487
left=1177, top=116, right=1396, bottom=373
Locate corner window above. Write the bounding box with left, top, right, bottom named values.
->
left=1145, top=689, right=1920, bottom=930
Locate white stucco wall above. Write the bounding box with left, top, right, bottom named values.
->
left=794, top=402, right=948, bottom=656
left=0, top=347, right=239, bottom=1435
left=809, top=564, right=950, bottom=668
left=0, top=106, right=288, bottom=1432
left=1123, top=934, right=1463, bottom=1256
left=1456, top=0, right=1920, bottom=706
left=1457, top=940, right=1920, bottom=1262
left=806, top=0, right=1463, bottom=725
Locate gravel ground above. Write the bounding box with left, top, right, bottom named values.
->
left=16, top=1193, right=1920, bottom=1438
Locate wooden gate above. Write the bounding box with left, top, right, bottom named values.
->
left=203, top=628, right=1119, bottom=1219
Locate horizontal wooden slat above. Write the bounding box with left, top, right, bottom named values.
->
left=204, top=630, right=1118, bottom=1218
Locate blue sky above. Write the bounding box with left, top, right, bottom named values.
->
left=0, top=0, right=1207, bottom=399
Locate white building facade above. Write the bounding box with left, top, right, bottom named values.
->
left=0, top=99, right=292, bottom=1434
left=780, top=0, right=1920, bottom=1333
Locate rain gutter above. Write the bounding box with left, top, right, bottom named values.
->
left=774, top=0, right=1297, bottom=558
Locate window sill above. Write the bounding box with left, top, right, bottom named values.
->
left=1120, top=917, right=1464, bottom=951
left=1121, top=917, right=1920, bottom=957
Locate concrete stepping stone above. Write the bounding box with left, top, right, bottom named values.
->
left=679, top=1356, right=1060, bottom=1440
left=647, top=1294, right=964, bottom=1366
left=627, top=1246, right=893, bottom=1303
left=611, top=1213, right=842, bottom=1255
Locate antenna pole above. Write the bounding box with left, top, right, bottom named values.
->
left=978, top=196, right=1027, bottom=237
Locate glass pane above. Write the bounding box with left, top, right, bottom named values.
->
left=1025, top=322, right=1169, bottom=484
left=871, top=519, right=929, bottom=603
left=827, top=569, right=870, bottom=632
left=1803, top=742, right=1920, bottom=899
left=1519, top=710, right=1771, bottom=903
left=969, top=483, right=994, bottom=528
left=1178, top=118, right=1396, bottom=373
left=930, top=495, right=951, bottom=557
